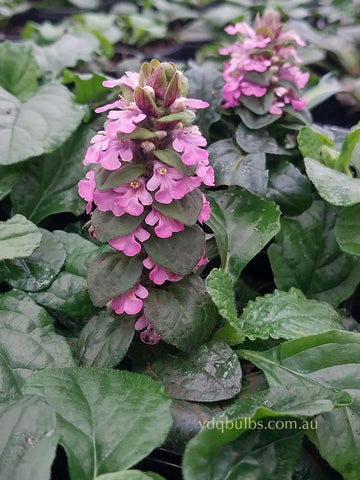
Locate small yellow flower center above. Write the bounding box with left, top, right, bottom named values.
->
left=128, top=288, right=134, bottom=301
left=130, top=180, right=140, bottom=189
left=158, top=166, right=168, bottom=175
left=161, top=213, right=166, bottom=220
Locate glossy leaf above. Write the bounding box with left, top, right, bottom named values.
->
left=268, top=201, right=360, bottom=306
left=11, top=127, right=93, bottom=223
left=62, top=70, right=108, bottom=104
left=77, top=309, right=135, bottom=367
left=337, top=127, right=360, bottom=172
left=0, top=395, right=58, bottom=480
left=238, top=330, right=360, bottom=480
left=0, top=290, right=75, bottom=396
left=152, top=189, right=203, bottom=226
left=297, top=126, right=336, bottom=162
left=0, top=84, right=84, bottom=166
left=144, top=226, right=205, bottom=276
left=24, top=368, right=172, bottom=480
left=95, top=163, right=146, bottom=190
left=266, top=160, right=313, bottom=216
left=335, top=204, right=360, bottom=256
left=208, top=139, right=268, bottom=196
left=91, top=209, right=146, bottom=242
left=52, top=230, right=98, bottom=279
left=236, top=107, right=278, bottom=129
left=96, top=473, right=165, bottom=480
left=147, top=341, right=241, bottom=402
left=0, top=41, right=39, bottom=101
left=144, top=276, right=217, bottom=352
left=205, top=268, right=243, bottom=345
left=206, top=188, right=280, bottom=282
left=235, top=124, right=287, bottom=155
left=0, top=164, right=26, bottom=201
left=240, top=287, right=343, bottom=340
left=0, top=229, right=66, bottom=292
left=186, top=64, right=223, bottom=137
left=305, top=157, right=360, bottom=206
left=88, top=252, right=143, bottom=307
left=0, top=215, right=41, bottom=261
left=240, top=91, right=274, bottom=115
left=30, top=272, right=97, bottom=320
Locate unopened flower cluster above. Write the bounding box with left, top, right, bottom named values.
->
left=220, top=10, right=309, bottom=114
left=78, top=60, right=213, bottom=344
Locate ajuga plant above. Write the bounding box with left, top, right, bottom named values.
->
left=78, top=59, right=216, bottom=347
left=219, top=9, right=310, bottom=130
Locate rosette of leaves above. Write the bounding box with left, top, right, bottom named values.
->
left=79, top=59, right=217, bottom=351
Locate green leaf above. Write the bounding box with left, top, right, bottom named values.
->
left=152, top=149, right=196, bottom=176
left=117, top=128, right=157, bottom=141
left=147, top=341, right=242, bottom=402
left=238, top=330, right=360, bottom=480
left=236, top=107, right=278, bottom=129
left=30, top=272, right=97, bottom=320
left=335, top=204, right=360, bottom=256
left=235, top=124, right=287, bottom=155
left=144, top=226, right=205, bottom=276
left=0, top=42, right=39, bottom=101
left=0, top=395, right=58, bottom=480
left=206, top=188, right=280, bottom=282
left=95, top=163, right=147, bottom=190
left=24, top=368, right=172, bottom=480
left=297, top=126, right=336, bottom=163
left=52, top=230, right=98, bottom=278
left=240, top=92, right=274, bottom=115
left=208, top=139, right=268, bottom=196
left=157, top=111, right=195, bottom=125
left=88, top=252, right=143, bottom=307
left=32, top=32, right=99, bottom=75
left=62, top=70, right=108, bottom=104
left=0, top=84, right=84, bottom=166
left=96, top=472, right=165, bottom=480
left=266, top=160, right=313, bottom=216
left=152, top=189, right=203, bottom=226
left=77, top=310, right=135, bottom=367
left=337, top=127, right=360, bottom=172
left=305, top=157, right=360, bottom=206
left=144, top=276, right=217, bottom=352
left=186, top=64, right=223, bottom=137
left=91, top=209, right=146, bottom=242
left=304, top=75, right=342, bottom=110
left=0, top=229, right=66, bottom=292
left=268, top=200, right=360, bottom=306
left=241, top=287, right=343, bottom=341
left=11, top=126, right=93, bottom=223
left=0, top=215, right=41, bottom=261
left=0, top=164, right=26, bottom=201
left=205, top=268, right=243, bottom=345
left=183, top=381, right=350, bottom=480
left=0, top=290, right=75, bottom=396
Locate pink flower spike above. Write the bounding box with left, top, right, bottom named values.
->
left=106, top=103, right=146, bottom=134
left=172, top=126, right=208, bottom=166
left=112, top=283, right=148, bottom=315
left=78, top=170, right=96, bottom=213
left=109, top=226, right=150, bottom=256
left=198, top=194, right=211, bottom=223
left=113, top=178, right=153, bottom=216
left=145, top=208, right=184, bottom=238
left=146, top=161, right=187, bottom=204
left=143, top=256, right=182, bottom=285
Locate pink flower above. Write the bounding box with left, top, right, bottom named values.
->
left=135, top=314, right=161, bottom=345
left=172, top=126, right=208, bottom=165
left=241, top=81, right=267, bottom=97
left=106, top=102, right=146, bottom=134
left=195, top=160, right=215, bottom=187
left=113, top=178, right=153, bottom=216
left=195, top=250, right=209, bottom=270
left=109, top=226, right=150, bottom=256
left=84, top=131, right=133, bottom=171
left=93, top=189, right=125, bottom=216
left=78, top=170, right=96, bottom=213
left=143, top=256, right=182, bottom=285
left=103, top=71, right=140, bottom=90
left=145, top=208, right=184, bottom=238
left=95, top=99, right=125, bottom=113
left=198, top=194, right=211, bottom=223
left=146, top=161, right=188, bottom=204
left=112, top=283, right=148, bottom=315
